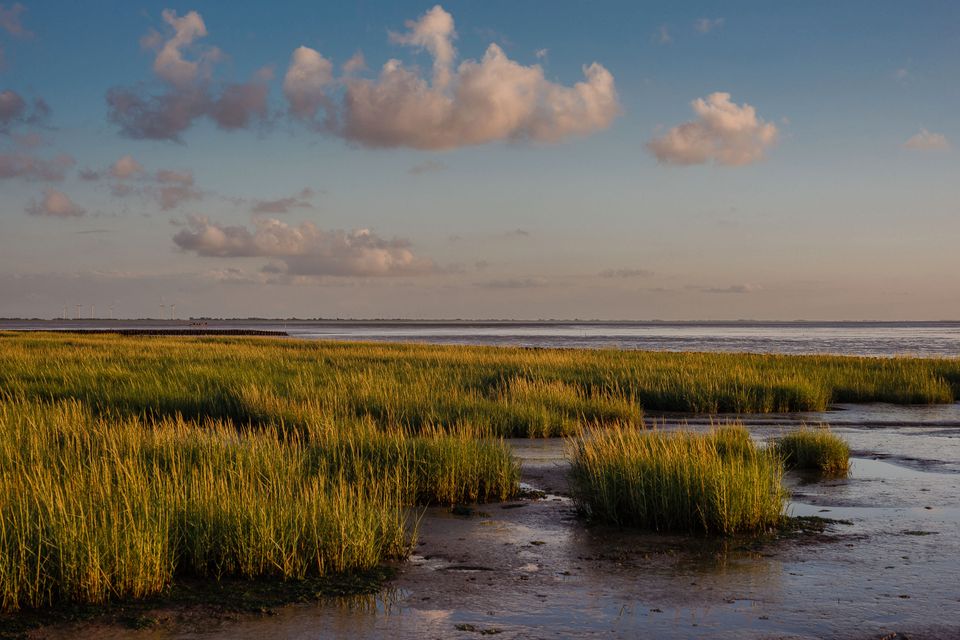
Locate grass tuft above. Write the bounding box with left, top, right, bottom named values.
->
left=568, top=423, right=787, bottom=535
left=773, top=426, right=851, bottom=475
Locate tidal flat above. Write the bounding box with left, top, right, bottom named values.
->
left=1, top=333, right=959, bottom=639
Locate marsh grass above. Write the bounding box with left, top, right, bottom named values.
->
left=569, top=424, right=787, bottom=535
left=0, top=332, right=952, bottom=611
left=773, top=426, right=851, bottom=475
left=2, top=333, right=956, bottom=439
left=0, top=399, right=517, bottom=613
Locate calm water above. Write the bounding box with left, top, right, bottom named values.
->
left=4, top=320, right=960, bottom=357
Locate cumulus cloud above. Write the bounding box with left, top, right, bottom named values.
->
left=155, top=169, right=201, bottom=209
left=107, top=10, right=269, bottom=140
left=173, top=215, right=433, bottom=277
left=0, top=2, right=29, bottom=68
left=251, top=187, right=314, bottom=213
left=656, top=25, right=672, bottom=44
left=84, top=158, right=203, bottom=210
left=694, top=17, right=725, bottom=33
left=11, top=131, right=44, bottom=148
left=0, top=90, right=49, bottom=131
left=342, top=52, right=366, bottom=74
left=283, top=5, right=619, bottom=149
left=0, top=152, right=73, bottom=180
left=599, top=268, right=654, bottom=278
left=110, top=154, right=145, bottom=179
left=0, top=3, right=30, bottom=40
left=25, top=188, right=86, bottom=217
left=647, top=92, right=778, bottom=166
left=388, top=5, right=457, bottom=89
left=150, top=9, right=219, bottom=87
left=903, top=129, right=950, bottom=151
left=282, top=45, right=334, bottom=122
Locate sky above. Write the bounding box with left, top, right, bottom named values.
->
left=1, top=1, right=958, bottom=320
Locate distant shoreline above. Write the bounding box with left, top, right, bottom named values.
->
left=3, top=328, right=289, bottom=337
left=3, top=319, right=960, bottom=328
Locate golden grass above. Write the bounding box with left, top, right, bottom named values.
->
left=569, top=424, right=787, bottom=535
left=1, top=332, right=957, bottom=437
left=0, top=332, right=950, bottom=610
left=773, top=426, right=851, bottom=475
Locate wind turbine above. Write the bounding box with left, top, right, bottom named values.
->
left=170, top=303, right=176, bottom=320
left=75, top=303, right=82, bottom=320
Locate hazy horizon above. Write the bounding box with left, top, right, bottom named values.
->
left=2, top=2, right=957, bottom=320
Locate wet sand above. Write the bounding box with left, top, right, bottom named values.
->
left=28, top=404, right=960, bottom=639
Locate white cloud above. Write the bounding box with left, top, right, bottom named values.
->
left=283, top=46, right=334, bottom=122
left=0, top=3, right=31, bottom=38
left=251, top=188, right=314, bottom=213
left=0, top=89, right=49, bottom=131
left=173, top=215, right=434, bottom=277
left=694, top=18, right=725, bottom=33
left=107, top=10, right=268, bottom=140
left=647, top=92, right=778, bottom=166
left=155, top=169, right=201, bottom=209
left=283, top=5, right=619, bottom=149
left=151, top=9, right=219, bottom=87
left=0, top=152, right=73, bottom=181
left=388, top=5, right=457, bottom=89
left=656, top=25, right=672, bottom=44
left=110, top=154, right=145, bottom=179
left=25, top=188, right=86, bottom=217
left=903, top=129, right=950, bottom=151
left=342, top=51, right=366, bottom=74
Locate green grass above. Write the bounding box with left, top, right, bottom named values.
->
left=568, top=424, right=788, bottom=535
left=773, top=426, right=851, bottom=475
left=1, top=332, right=958, bottom=437
left=0, top=398, right=518, bottom=613
left=0, top=332, right=952, bottom=611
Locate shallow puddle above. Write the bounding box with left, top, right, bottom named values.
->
left=37, top=404, right=960, bottom=639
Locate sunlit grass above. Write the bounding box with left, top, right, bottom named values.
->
left=0, top=398, right=517, bottom=613
left=1, top=333, right=957, bottom=438
left=568, top=423, right=787, bottom=535
left=773, top=426, right=851, bottom=475
left=0, top=332, right=952, bottom=611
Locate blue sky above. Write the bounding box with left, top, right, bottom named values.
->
left=1, top=1, right=957, bottom=319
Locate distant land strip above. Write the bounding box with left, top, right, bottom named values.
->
left=5, top=329, right=290, bottom=337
